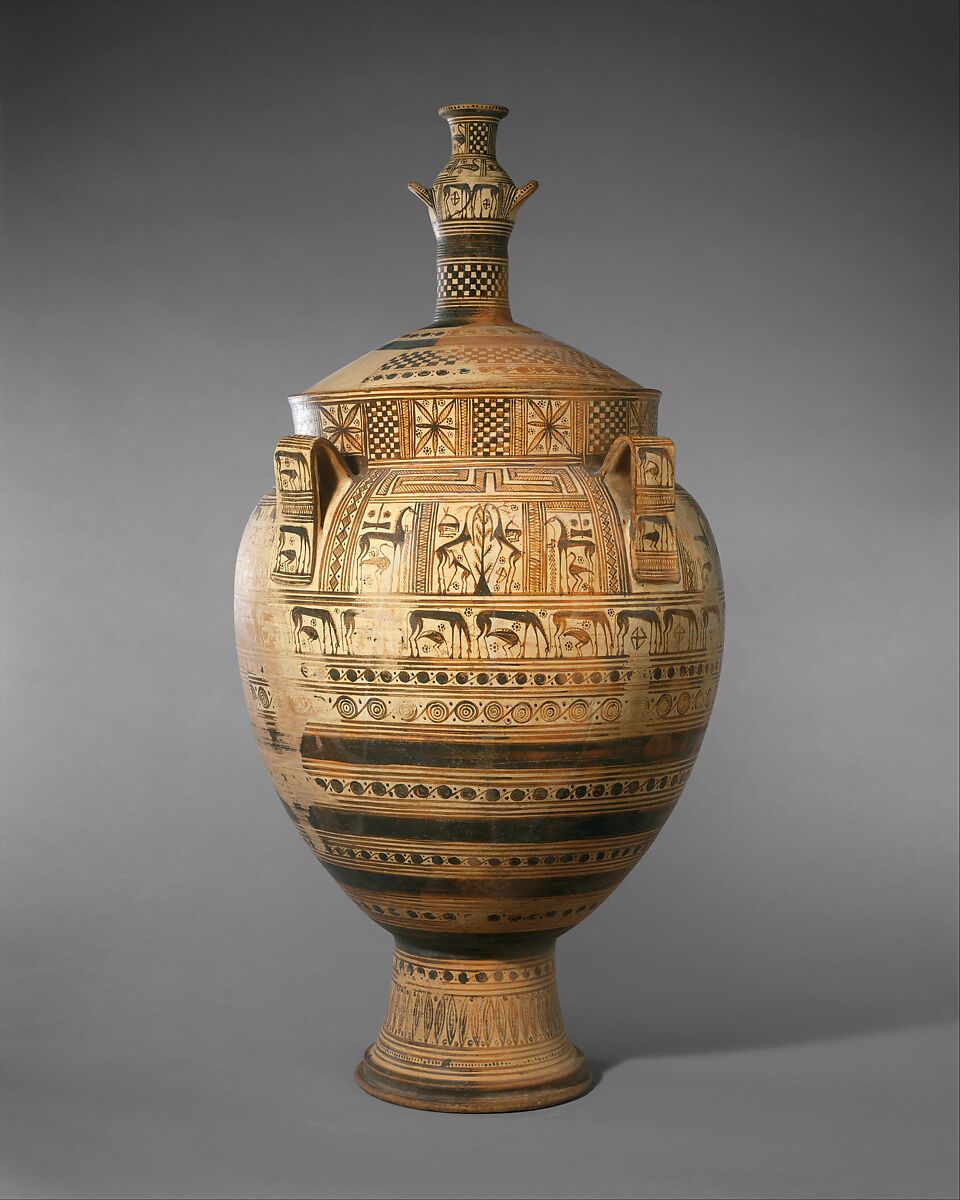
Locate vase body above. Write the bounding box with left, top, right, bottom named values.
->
left=235, top=104, right=724, bottom=1111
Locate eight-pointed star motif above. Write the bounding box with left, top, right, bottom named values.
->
left=413, top=398, right=458, bottom=456
left=317, top=403, right=364, bottom=455
left=526, top=398, right=572, bottom=454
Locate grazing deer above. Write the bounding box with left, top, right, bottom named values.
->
left=663, top=607, right=700, bottom=652
left=552, top=610, right=613, bottom=657
left=292, top=607, right=340, bottom=654
left=476, top=610, right=551, bottom=658
left=341, top=610, right=359, bottom=654
left=700, top=604, right=722, bottom=647
left=408, top=609, right=472, bottom=658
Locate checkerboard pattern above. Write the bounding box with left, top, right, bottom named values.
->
left=465, top=121, right=495, bottom=156
left=361, top=348, right=459, bottom=384
left=377, top=349, right=453, bottom=372
left=437, top=261, right=508, bottom=304
left=587, top=397, right=629, bottom=454
left=365, top=397, right=402, bottom=459
left=471, top=397, right=512, bottom=455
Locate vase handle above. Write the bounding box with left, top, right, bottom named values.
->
left=271, top=435, right=353, bottom=585
left=407, top=181, right=435, bottom=211
left=599, top=435, right=676, bottom=513
left=599, top=435, right=681, bottom=585
left=508, top=180, right=539, bottom=215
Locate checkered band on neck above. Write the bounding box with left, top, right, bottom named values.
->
left=436, top=260, right=509, bottom=311
left=447, top=115, right=499, bottom=158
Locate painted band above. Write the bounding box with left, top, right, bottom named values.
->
left=301, top=725, right=706, bottom=770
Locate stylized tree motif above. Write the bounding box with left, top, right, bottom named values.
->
left=434, top=504, right=523, bottom=594
left=467, top=505, right=499, bottom=595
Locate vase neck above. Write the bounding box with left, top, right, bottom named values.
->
left=434, top=229, right=512, bottom=323
left=408, top=104, right=538, bottom=325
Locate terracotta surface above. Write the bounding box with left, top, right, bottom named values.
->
left=235, top=103, right=724, bottom=1111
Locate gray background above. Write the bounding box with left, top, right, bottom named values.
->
left=1, top=2, right=957, bottom=1197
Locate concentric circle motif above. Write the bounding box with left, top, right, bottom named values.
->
left=454, top=700, right=479, bottom=722
left=675, top=692, right=691, bottom=716
left=425, top=701, right=449, bottom=723
left=655, top=695, right=673, bottom=718
left=484, top=701, right=506, bottom=722
left=335, top=696, right=359, bottom=719
left=538, top=701, right=561, bottom=722
left=567, top=699, right=590, bottom=722
left=600, top=698, right=622, bottom=722
left=366, top=698, right=388, bottom=720
left=511, top=701, right=533, bottom=724
left=396, top=702, right=418, bottom=722
left=255, top=686, right=271, bottom=709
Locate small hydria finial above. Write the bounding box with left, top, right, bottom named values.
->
left=408, top=103, right=538, bottom=227
left=407, top=104, right=538, bottom=322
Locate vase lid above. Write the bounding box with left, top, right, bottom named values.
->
left=296, top=322, right=647, bottom=399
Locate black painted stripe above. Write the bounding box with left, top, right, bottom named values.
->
left=378, top=927, right=572, bottom=952
left=308, top=798, right=675, bottom=843
left=301, top=726, right=705, bottom=772
left=437, top=233, right=512, bottom=259
left=378, top=338, right=439, bottom=350
left=323, top=862, right=631, bottom=900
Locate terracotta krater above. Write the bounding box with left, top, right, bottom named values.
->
left=235, top=103, right=724, bottom=1112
